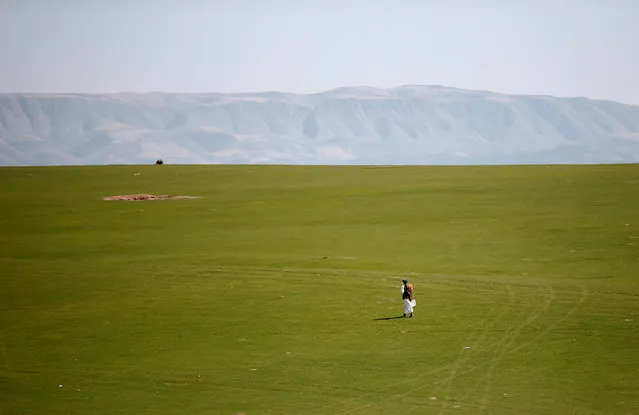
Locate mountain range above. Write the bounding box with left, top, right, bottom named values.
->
left=1, top=85, right=639, bottom=166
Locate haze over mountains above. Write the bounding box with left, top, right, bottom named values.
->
left=1, top=85, right=639, bottom=166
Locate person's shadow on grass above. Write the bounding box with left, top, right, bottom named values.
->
left=373, top=315, right=405, bottom=321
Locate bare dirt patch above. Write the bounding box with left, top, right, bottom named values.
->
left=103, top=194, right=200, bottom=201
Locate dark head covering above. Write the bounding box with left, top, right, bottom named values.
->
left=402, top=279, right=408, bottom=284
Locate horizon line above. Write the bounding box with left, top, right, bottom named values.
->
left=0, top=85, right=632, bottom=105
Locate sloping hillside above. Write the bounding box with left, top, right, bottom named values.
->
left=1, top=86, right=639, bottom=165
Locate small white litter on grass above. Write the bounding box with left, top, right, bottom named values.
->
left=625, top=318, right=634, bottom=322
left=249, top=368, right=258, bottom=371
left=464, top=346, right=471, bottom=350
left=429, top=396, right=437, bottom=400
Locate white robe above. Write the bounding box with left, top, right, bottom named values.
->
left=401, top=285, right=416, bottom=314
left=404, top=298, right=414, bottom=314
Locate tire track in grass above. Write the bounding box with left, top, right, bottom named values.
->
left=297, top=271, right=495, bottom=414
left=400, top=279, right=552, bottom=412
left=439, top=284, right=587, bottom=413
left=473, top=283, right=555, bottom=414
left=360, top=278, right=516, bottom=396
left=408, top=394, right=549, bottom=415
left=435, top=281, right=555, bottom=412
left=207, top=266, right=573, bottom=414
left=351, top=278, right=519, bottom=415
left=505, top=285, right=588, bottom=356
left=426, top=282, right=517, bottom=415
left=226, top=267, right=526, bottom=413
left=215, top=266, right=591, bottom=415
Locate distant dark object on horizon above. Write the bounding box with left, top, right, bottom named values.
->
left=155, top=159, right=164, bottom=165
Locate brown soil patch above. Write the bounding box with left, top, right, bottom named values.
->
left=103, top=194, right=200, bottom=201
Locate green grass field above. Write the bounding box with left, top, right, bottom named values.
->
left=1, top=164, right=638, bottom=414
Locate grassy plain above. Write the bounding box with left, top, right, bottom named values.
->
left=1, top=164, right=638, bottom=414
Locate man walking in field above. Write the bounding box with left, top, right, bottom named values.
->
left=402, top=279, right=415, bottom=318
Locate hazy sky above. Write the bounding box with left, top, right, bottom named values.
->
left=1, top=0, right=638, bottom=104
